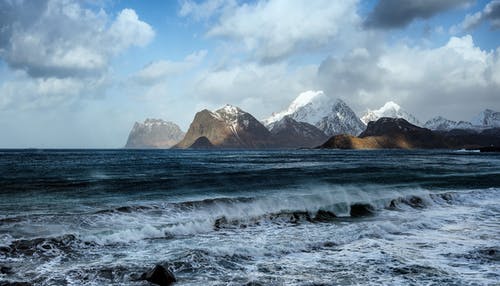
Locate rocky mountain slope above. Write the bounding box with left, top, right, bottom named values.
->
left=125, top=119, right=185, bottom=148
left=319, top=117, right=500, bottom=150
left=472, top=109, right=500, bottom=128
left=361, top=101, right=421, bottom=126
left=263, top=90, right=365, bottom=136
left=174, top=105, right=274, bottom=149
left=268, top=116, right=328, bottom=148
left=424, top=116, right=474, bottom=131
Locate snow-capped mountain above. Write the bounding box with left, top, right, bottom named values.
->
left=424, top=116, right=474, bottom=131
left=125, top=119, right=185, bottom=148
left=174, top=104, right=273, bottom=149
left=361, top=101, right=421, bottom=126
left=263, top=90, right=366, bottom=136
left=425, top=109, right=500, bottom=131
left=472, top=109, right=500, bottom=128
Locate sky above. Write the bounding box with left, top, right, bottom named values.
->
left=0, top=0, right=499, bottom=148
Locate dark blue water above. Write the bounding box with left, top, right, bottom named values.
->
left=0, top=149, right=499, bottom=285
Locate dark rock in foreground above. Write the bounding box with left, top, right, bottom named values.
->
left=0, top=265, right=13, bottom=274
left=0, top=282, right=32, bottom=286
left=350, top=203, right=375, bottom=217
left=141, top=265, right=176, bottom=286
left=479, top=146, right=500, bottom=152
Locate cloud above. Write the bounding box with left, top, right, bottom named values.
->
left=365, top=0, right=472, bottom=29
left=0, top=1, right=154, bottom=78
left=133, top=50, right=207, bottom=85
left=191, top=0, right=360, bottom=63
left=0, top=0, right=154, bottom=110
left=452, top=0, right=500, bottom=32
left=318, top=48, right=386, bottom=105
left=188, top=62, right=317, bottom=118
left=0, top=71, right=108, bottom=110
left=317, top=35, right=500, bottom=120
left=179, top=0, right=236, bottom=20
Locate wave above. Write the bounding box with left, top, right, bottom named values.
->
left=2, top=187, right=496, bottom=247
left=76, top=186, right=466, bottom=244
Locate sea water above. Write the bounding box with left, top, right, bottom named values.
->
left=0, top=149, right=499, bottom=285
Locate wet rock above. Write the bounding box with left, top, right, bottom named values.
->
left=0, top=265, right=13, bottom=274
left=141, top=265, right=176, bottom=286
left=404, top=196, right=425, bottom=208
left=214, top=217, right=228, bottom=229
left=244, top=282, right=264, bottom=286
left=313, top=210, right=337, bottom=222
left=0, top=282, right=32, bottom=286
left=322, top=241, right=338, bottom=248
left=388, top=198, right=400, bottom=209
left=477, top=248, right=500, bottom=261
left=4, top=234, right=77, bottom=256
left=349, top=203, right=375, bottom=217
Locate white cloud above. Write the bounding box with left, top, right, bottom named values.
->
left=108, top=9, right=155, bottom=51
left=179, top=0, right=236, bottom=20
left=452, top=0, right=500, bottom=33
left=188, top=62, right=318, bottom=118
left=316, top=35, right=500, bottom=120
left=199, top=0, right=360, bottom=62
left=133, top=50, right=207, bottom=85
left=0, top=0, right=154, bottom=110
left=0, top=71, right=108, bottom=110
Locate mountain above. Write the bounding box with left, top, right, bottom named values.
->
left=472, top=109, right=500, bottom=128
left=125, top=119, right=185, bottom=148
left=319, top=117, right=500, bottom=150
left=424, top=116, right=474, bottom=131
left=361, top=101, right=420, bottom=126
left=425, top=109, right=500, bottom=131
left=318, top=118, right=444, bottom=149
left=269, top=116, right=328, bottom=148
left=188, top=136, right=214, bottom=149
left=263, top=90, right=366, bottom=136
left=174, top=105, right=274, bottom=149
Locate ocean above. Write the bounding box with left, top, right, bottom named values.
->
left=0, top=149, right=499, bottom=285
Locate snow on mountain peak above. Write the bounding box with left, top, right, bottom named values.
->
left=218, top=104, right=241, bottom=115
left=471, top=109, right=500, bottom=127
left=264, top=90, right=365, bottom=136
left=379, top=101, right=401, bottom=112
left=289, top=90, right=325, bottom=110
left=424, top=116, right=474, bottom=131
left=361, top=101, right=420, bottom=126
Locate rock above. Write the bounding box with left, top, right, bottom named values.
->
left=476, top=247, right=500, bottom=261
left=263, top=90, right=366, bottom=136
left=174, top=105, right=275, bottom=149
left=268, top=116, right=329, bottom=148
left=349, top=203, right=375, bottom=217
left=313, top=210, right=337, bottom=222
left=0, top=282, right=32, bottom=286
left=188, top=136, right=214, bottom=149
left=141, top=265, right=176, bottom=286
left=404, top=196, right=425, bottom=208
left=479, top=146, right=500, bottom=152
left=125, top=119, right=185, bottom=149
left=0, top=265, right=13, bottom=274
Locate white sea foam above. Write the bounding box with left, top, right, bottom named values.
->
left=2, top=187, right=499, bottom=285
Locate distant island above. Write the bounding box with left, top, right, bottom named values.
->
left=125, top=91, right=500, bottom=151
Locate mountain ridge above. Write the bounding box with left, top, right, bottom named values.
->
left=263, top=90, right=365, bottom=136
left=125, top=119, right=185, bottom=149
